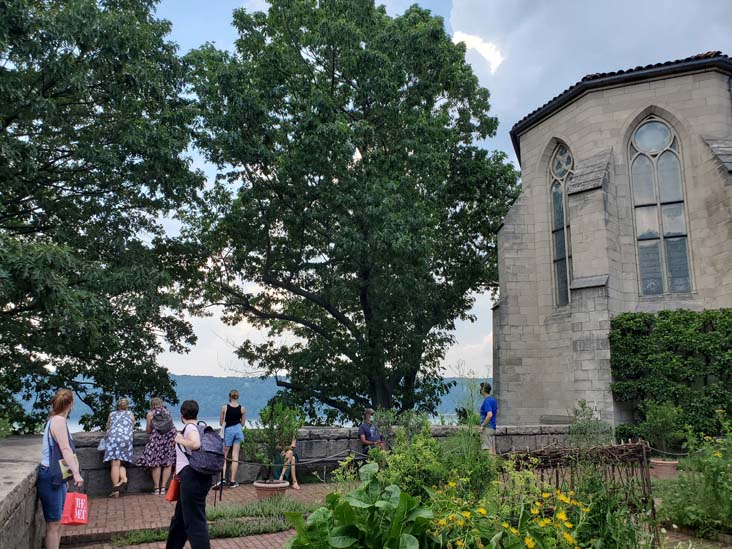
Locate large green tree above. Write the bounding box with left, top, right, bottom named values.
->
left=186, top=0, right=518, bottom=421
left=0, top=0, right=203, bottom=431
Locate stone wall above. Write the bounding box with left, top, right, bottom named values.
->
left=73, top=425, right=571, bottom=495
left=0, top=436, right=45, bottom=549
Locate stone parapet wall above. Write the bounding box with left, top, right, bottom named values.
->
left=0, top=436, right=45, bottom=549
left=73, top=425, right=570, bottom=495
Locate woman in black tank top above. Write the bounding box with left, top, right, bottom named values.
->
left=216, top=390, right=246, bottom=489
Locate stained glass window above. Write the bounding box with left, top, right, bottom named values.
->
left=629, top=117, right=691, bottom=295
left=550, top=145, right=573, bottom=306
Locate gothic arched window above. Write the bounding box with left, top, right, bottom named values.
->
left=550, top=144, right=573, bottom=306
left=629, top=117, right=691, bottom=295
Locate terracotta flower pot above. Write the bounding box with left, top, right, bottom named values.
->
left=253, top=479, right=290, bottom=499
left=650, top=458, right=679, bottom=480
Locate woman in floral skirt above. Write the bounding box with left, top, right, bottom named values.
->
left=104, top=399, right=134, bottom=497
left=138, top=397, right=177, bottom=494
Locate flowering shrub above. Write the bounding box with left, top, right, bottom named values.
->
left=658, top=410, right=732, bottom=535
left=426, top=478, right=589, bottom=549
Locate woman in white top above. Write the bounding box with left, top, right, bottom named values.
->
left=166, top=400, right=211, bottom=549
left=37, top=389, right=84, bottom=549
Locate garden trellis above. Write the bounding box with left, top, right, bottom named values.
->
left=508, top=441, right=661, bottom=546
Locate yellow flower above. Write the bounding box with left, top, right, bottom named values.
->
left=542, top=492, right=551, bottom=499
left=562, top=532, right=577, bottom=545
left=461, top=511, right=471, bottom=519
left=556, top=510, right=568, bottom=522
left=582, top=507, right=591, bottom=513
left=569, top=490, right=575, bottom=497
left=438, top=519, right=447, bottom=526
left=535, top=501, right=542, bottom=508
left=448, top=481, right=457, bottom=488
left=456, top=541, right=464, bottom=547
left=713, top=451, right=722, bottom=458
left=530, top=507, right=540, bottom=515
left=510, top=527, right=520, bottom=536
left=477, top=507, right=487, bottom=516
left=456, top=520, right=465, bottom=527
left=558, top=494, right=571, bottom=504
left=564, top=521, right=574, bottom=528
left=502, top=522, right=510, bottom=529
left=524, top=536, right=536, bottom=548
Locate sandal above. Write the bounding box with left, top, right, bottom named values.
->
left=109, top=484, right=122, bottom=498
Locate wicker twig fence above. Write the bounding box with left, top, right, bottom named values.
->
left=507, top=441, right=660, bottom=547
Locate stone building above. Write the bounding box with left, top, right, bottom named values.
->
left=492, top=52, right=732, bottom=426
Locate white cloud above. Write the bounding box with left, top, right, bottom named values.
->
left=452, top=31, right=504, bottom=74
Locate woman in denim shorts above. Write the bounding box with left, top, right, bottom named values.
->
left=38, top=389, right=84, bottom=549
left=213, top=390, right=245, bottom=489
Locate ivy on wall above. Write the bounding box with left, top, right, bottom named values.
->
left=610, top=309, right=732, bottom=436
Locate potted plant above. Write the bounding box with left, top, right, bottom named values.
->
left=639, top=401, right=686, bottom=478
left=245, top=401, right=305, bottom=498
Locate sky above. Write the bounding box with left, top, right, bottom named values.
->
left=154, top=0, right=732, bottom=378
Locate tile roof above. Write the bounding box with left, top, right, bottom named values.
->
left=510, top=52, right=732, bottom=164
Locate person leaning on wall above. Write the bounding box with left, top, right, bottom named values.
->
left=103, top=398, right=134, bottom=497
left=37, top=389, right=84, bottom=549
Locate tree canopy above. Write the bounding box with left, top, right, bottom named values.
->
left=185, top=0, right=519, bottom=422
left=0, top=0, right=203, bottom=430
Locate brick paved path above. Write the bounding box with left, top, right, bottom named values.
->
left=91, top=530, right=295, bottom=548
left=65, top=483, right=334, bottom=548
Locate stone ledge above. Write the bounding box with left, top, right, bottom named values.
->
left=567, top=149, right=612, bottom=195
left=704, top=137, right=732, bottom=173
left=570, top=274, right=609, bottom=290
left=0, top=436, right=44, bottom=549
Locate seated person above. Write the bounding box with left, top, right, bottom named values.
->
left=278, top=438, right=299, bottom=490
left=358, top=408, right=385, bottom=454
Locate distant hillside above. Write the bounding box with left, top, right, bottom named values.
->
left=26, top=375, right=492, bottom=424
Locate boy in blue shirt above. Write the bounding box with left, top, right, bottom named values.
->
left=479, top=382, right=498, bottom=454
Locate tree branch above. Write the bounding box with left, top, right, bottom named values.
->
left=261, top=274, right=364, bottom=344
left=274, top=377, right=368, bottom=417
left=219, top=282, right=333, bottom=341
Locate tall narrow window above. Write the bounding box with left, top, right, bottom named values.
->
left=629, top=117, right=691, bottom=295
left=550, top=144, right=573, bottom=306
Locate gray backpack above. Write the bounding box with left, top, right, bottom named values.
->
left=180, top=422, right=225, bottom=476
left=151, top=407, right=174, bottom=433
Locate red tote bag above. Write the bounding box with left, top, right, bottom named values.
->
left=165, top=476, right=180, bottom=503
left=61, top=491, right=89, bottom=525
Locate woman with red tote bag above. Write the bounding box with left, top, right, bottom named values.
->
left=37, top=389, right=85, bottom=549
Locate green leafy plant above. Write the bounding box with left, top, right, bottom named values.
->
left=610, top=309, right=732, bottom=438
left=373, top=425, right=448, bottom=500
left=637, top=401, right=686, bottom=455
left=0, top=417, right=12, bottom=439
left=569, top=400, right=614, bottom=448
left=244, top=401, right=305, bottom=480
left=285, top=463, right=433, bottom=549
left=657, top=410, right=732, bottom=536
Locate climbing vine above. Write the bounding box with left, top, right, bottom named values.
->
left=609, top=309, right=732, bottom=437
